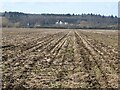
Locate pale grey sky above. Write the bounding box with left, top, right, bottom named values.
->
left=0, top=0, right=119, bottom=2
left=1, top=1, right=119, bottom=16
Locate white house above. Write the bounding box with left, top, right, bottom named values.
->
left=59, top=21, right=63, bottom=24
left=55, top=20, right=68, bottom=25
left=64, top=22, right=68, bottom=25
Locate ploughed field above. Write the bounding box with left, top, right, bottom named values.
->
left=2, top=28, right=119, bottom=88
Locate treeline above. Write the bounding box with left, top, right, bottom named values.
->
left=1, top=11, right=118, bottom=29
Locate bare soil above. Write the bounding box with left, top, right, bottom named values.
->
left=2, top=28, right=119, bottom=89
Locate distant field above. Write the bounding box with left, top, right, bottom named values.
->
left=2, top=28, right=119, bottom=89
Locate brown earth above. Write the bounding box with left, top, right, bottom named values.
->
left=2, top=28, right=119, bottom=89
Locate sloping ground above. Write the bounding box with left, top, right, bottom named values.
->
left=2, top=28, right=119, bottom=89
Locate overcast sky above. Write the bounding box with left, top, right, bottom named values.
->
left=0, top=0, right=119, bottom=2
left=0, top=0, right=119, bottom=16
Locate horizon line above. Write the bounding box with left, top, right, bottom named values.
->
left=2, top=11, right=118, bottom=17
